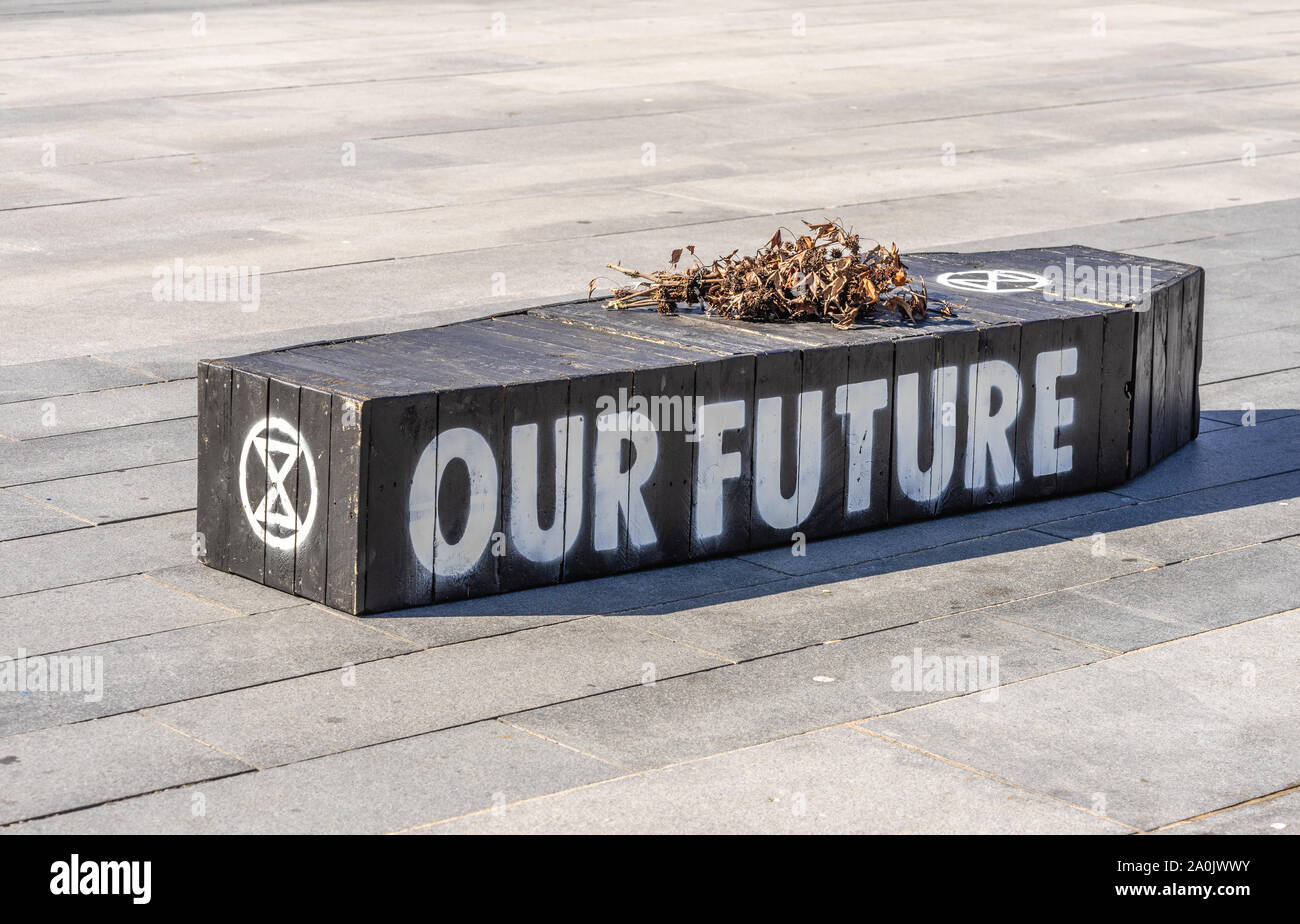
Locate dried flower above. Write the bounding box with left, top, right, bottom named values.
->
left=593, top=219, right=953, bottom=329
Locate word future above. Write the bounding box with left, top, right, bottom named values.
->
left=408, top=346, right=1082, bottom=577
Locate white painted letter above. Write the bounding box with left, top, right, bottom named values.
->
left=1032, top=348, right=1078, bottom=477
left=408, top=427, right=499, bottom=576
left=965, top=360, right=1022, bottom=490
left=754, top=391, right=824, bottom=528
left=694, top=400, right=745, bottom=540
left=509, top=416, right=584, bottom=562
left=895, top=368, right=958, bottom=503
left=835, top=379, right=889, bottom=513
left=594, top=410, right=659, bottom=551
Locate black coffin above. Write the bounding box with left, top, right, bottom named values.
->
left=196, top=246, right=1204, bottom=614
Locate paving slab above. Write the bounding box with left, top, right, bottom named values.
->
left=1155, top=790, right=1300, bottom=835
left=511, top=611, right=1103, bottom=771
left=0, top=489, right=87, bottom=541
left=1171, top=200, right=1300, bottom=237
left=0, top=604, right=418, bottom=737
left=1202, top=292, right=1300, bottom=342
left=5, top=720, right=617, bottom=835
left=144, top=618, right=726, bottom=768
left=9, top=459, right=196, bottom=524
left=984, top=541, right=1300, bottom=652
left=1202, top=261, right=1300, bottom=319
left=1135, top=228, right=1300, bottom=268
left=0, top=573, right=246, bottom=657
left=1200, top=367, right=1300, bottom=426
left=1199, top=323, right=1300, bottom=383
left=146, top=560, right=307, bottom=615
left=0, top=356, right=159, bottom=405
left=0, top=379, right=194, bottom=440
left=866, top=610, right=1300, bottom=831
left=613, top=528, right=1148, bottom=661
left=949, top=223, right=1205, bottom=258
left=1034, top=470, right=1300, bottom=564
left=0, top=417, right=195, bottom=487
left=0, top=511, right=194, bottom=597
left=0, top=713, right=250, bottom=826
left=418, top=726, right=1126, bottom=835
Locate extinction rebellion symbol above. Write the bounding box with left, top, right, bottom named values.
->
left=935, top=269, right=1050, bottom=293
left=239, top=416, right=318, bottom=549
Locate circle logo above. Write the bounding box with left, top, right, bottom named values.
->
left=935, top=269, right=1050, bottom=293
left=239, top=416, right=318, bottom=550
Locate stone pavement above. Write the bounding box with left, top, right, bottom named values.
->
left=1, top=0, right=1297, bottom=834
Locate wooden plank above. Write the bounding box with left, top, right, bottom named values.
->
left=1189, top=268, right=1205, bottom=439
left=195, top=361, right=231, bottom=571
left=1148, top=279, right=1178, bottom=466
left=750, top=348, right=804, bottom=550
left=293, top=342, right=432, bottom=395
left=263, top=377, right=301, bottom=593
left=798, top=343, right=849, bottom=541
left=1054, top=313, right=1105, bottom=495
left=1096, top=309, right=1137, bottom=488
left=383, top=324, right=586, bottom=387
left=431, top=384, right=504, bottom=601
left=362, top=392, right=439, bottom=612
left=626, top=361, right=696, bottom=569
left=530, top=305, right=730, bottom=355
left=690, top=354, right=755, bottom=557
left=935, top=326, right=978, bottom=516
left=965, top=323, right=1022, bottom=508
left=326, top=394, right=368, bottom=613
left=697, top=314, right=911, bottom=348
left=293, top=385, right=331, bottom=603
left=221, top=349, right=374, bottom=398
left=226, top=368, right=269, bottom=584
left=890, top=335, right=943, bottom=523
left=1129, top=288, right=1157, bottom=479
left=533, top=302, right=814, bottom=356
left=1178, top=269, right=1203, bottom=445
left=1159, top=277, right=1186, bottom=463
left=562, top=369, right=633, bottom=581
left=841, top=339, right=894, bottom=532
left=500, top=377, right=572, bottom=591
left=494, top=314, right=715, bottom=373
left=1014, top=317, right=1065, bottom=502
